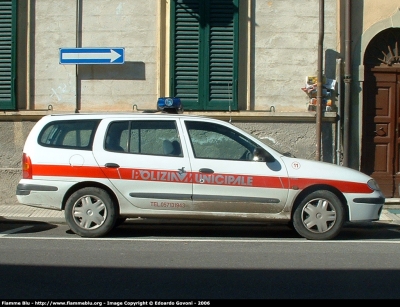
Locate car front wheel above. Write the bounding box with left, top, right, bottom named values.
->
left=292, top=190, right=345, bottom=240
left=65, top=187, right=116, bottom=238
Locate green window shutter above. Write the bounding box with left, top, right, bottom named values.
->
left=173, top=0, right=201, bottom=109
left=0, top=0, right=16, bottom=110
left=207, top=0, right=238, bottom=111
left=171, top=0, right=238, bottom=111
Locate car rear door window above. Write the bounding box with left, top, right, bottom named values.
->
left=105, top=120, right=182, bottom=157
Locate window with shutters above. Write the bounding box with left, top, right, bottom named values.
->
left=0, top=0, right=16, bottom=110
left=170, top=0, right=239, bottom=111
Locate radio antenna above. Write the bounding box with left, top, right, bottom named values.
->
left=228, top=81, right=232, bottom=123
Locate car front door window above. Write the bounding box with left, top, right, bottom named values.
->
left=185, top=121, right=256, bottom=161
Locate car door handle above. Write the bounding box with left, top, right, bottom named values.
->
left=105, top=163, right=120, bottom=168
left=199, top=168, right=214, bottom=174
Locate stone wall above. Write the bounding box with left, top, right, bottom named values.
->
left=0, top=121, right=36, bottom=204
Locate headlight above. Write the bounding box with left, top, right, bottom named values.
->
left=367, top=179, right=380, bottom=191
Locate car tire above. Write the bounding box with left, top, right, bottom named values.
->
left=292, top=190, right=345, bottom=240
left=65, top=187, right=116, bottom=238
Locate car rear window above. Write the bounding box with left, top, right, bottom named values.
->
left=38, top=119, right=101, bottom=150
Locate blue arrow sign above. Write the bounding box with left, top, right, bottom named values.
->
left=59, top=47, right=125, bottom=64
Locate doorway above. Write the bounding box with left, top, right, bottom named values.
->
left=362, top=28, right=400, bottom=198
left=362, top=68, right=400, bottom=197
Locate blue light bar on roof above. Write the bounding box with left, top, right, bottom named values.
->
left=157, top=97, right=183, bottom=113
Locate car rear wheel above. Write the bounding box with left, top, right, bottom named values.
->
left=65, top=187, right=116, bottom=238
left=292, top=190, right=345, bottom=240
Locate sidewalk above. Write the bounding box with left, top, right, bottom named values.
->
left=0, top=203, right=65, bottom=223
left=1, top=200, right=400, bottom=224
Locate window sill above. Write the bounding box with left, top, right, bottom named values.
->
left=0, top=110, right=337, bottom=123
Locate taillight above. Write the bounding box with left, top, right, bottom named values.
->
left=22, top=153, right=32, bottom=179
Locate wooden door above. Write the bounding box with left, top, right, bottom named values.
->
left=362, top=67, right=400, bottom=198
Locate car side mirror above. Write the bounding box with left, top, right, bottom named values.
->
left=253, top=147, right=275, bottom=163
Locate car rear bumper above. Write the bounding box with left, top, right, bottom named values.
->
left=16, top=179, right=72, bottom=210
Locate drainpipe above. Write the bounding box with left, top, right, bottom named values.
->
left=342, top=0, right=351, bottom=166
left=75, top=0, right=82, bottom=113
left=316, top=0, right=324, bottom=161
left=336, top=58, right=342, bottom=165
left=27, top=0, right=31, bottom=110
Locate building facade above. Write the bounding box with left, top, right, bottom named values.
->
left=1, top=0, right=400, bottom=203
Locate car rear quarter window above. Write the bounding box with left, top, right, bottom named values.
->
left=38, top=119, right=100, bottom=150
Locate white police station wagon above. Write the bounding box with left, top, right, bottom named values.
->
left=16, top=100, right=385, bottom=239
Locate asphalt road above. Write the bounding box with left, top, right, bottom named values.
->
left=1, top=220, right=400, bottom=300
